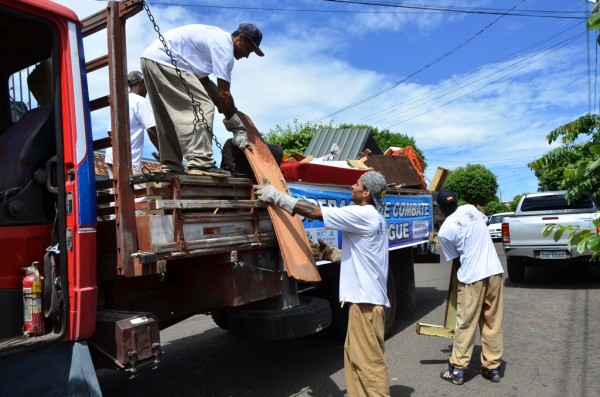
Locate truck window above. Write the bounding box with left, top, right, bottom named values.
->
left=520, top=194, right=595, bottom=212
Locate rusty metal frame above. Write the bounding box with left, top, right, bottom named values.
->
left=83, top=0, right=143, bottom=276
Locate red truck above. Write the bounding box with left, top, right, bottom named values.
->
left=0, top=1, right=436, bottom=395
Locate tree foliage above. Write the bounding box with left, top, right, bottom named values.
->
left=528, top=114, right=600, bottom=201
left=484, top=200, right=510, bottom=216
left=509, top=194, right=524, bottom=211
left=445, top=163, right=498, bottom=206
left=263, top=119, right=331, bottom=155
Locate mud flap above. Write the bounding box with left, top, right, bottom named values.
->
left=0, top=341, right=102, bottom=396
left=237, top=112, right=320, bottom=283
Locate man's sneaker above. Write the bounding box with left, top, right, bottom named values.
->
left=440, top=364, right=464, bottom=385
left=187, top=166, right=231, bottom=177
left=481, top=367, right=501, bottom=383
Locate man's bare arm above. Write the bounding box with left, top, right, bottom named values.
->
left=293, top=200, right=323, bottom=221
left=216, top=78, right=237, bottom=119
left=200, top=77, right=221, bottom=113
left=146, top=126, right=159, bottom=150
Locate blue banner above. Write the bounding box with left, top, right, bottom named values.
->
left=289, top=183, right=433, bottom=251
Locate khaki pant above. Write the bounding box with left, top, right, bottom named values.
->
left=344, top=303, right=390, bottom=397
left=451, top=273, right=504, bottom=370
left=141, top=58, right=215, bottom=172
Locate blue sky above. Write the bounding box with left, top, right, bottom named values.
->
left=55, top=0, right=596, bottom=202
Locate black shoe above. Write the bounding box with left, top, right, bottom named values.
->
left=440, top=364, right=464, bottom=385
left=187, top=166, right=231, bottom=177
left=481, top=367, right=500, bottom=383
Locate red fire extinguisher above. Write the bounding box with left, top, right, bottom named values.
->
left=23, top=261, right=44, bottom=336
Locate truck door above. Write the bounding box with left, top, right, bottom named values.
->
left=0, top=0, right=95, bottom=352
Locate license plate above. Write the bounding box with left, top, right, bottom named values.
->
left=540, top=251, right=567, bottom=260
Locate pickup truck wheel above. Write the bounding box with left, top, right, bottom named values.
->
left=226, top=296, right=331, bottom=341
left=507, top=257, right=525, bottom=282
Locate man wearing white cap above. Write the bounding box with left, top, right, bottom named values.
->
left=141, top=23, right=264, bottom=177
left=255, top=171, right=391, bottom=397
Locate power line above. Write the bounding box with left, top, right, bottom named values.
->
left=307, top=0, right=528, bottom=123
left=353, top=23, right=584, bottom=125
left=382, top=32, right=585, bottom=128
left=148, top=1, right=587, bottom=19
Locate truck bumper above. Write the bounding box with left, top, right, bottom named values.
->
left=504, top=245, right=593, bottom=262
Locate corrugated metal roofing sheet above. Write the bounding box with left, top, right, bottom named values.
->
left=304, top=128, right=382, bottom=160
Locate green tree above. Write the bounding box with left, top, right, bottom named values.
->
left=509, top=194, right=525, bottom=211
left=445, top=163, right=498, bottom=206
left=263, top=119, right=331, bottom=155
left=484, top=200, right=509, bottom=216
left=528, top=114, right=600, bottom=201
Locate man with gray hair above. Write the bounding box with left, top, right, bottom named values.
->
left=255, top=171, right=391, bottom=397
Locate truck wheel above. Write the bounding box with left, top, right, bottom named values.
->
left=321, top=267, right=398, bottom=340
left=227, top=296, right=331, bottom=341
left=384, top=266, right=397, bottom=337
left=210, top=309, right=229, bottom=331
left=507, top=257, right=525, bottom=282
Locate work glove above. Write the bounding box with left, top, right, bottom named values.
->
left=254, top=180, right=299, bottom=214
left=223, top=113, right=251, bottom=151
left=311, top=238, right=342, bottom=263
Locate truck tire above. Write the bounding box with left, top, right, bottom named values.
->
left=390, top=248, right=416, bottom=316
left=210, top=309, right=229, bottom=331
left=384, top=266, right=397, bottom=337
left=507, top=257, right=525, bottom=282
left=320, top=267, right=398, bottom=340
left=226, top=296, right=331, bottom=341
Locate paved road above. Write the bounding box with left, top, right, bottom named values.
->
left=97, top=244, right=600, bottom=396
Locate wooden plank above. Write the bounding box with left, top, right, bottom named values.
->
left=415, top=260, right=458, bottom=338
left=238, top=113, right=321, bottom=282
left=429, top=166, right=449, bottom=192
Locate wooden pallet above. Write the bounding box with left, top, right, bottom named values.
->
left=238, top=112, right=321, bottom=283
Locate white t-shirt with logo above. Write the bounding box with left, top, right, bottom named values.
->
left=141, top=24, right=234, bottom=82
left=322, top=204, right=390, bottom=308
left=438, top=204, right=504, bottom=284
left=105, top=92, right=155, bottom=166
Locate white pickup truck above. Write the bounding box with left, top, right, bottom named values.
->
left=502, top=190, right=599, bottom=282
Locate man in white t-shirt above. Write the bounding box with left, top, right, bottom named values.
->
left=436, top=188, right=504, bottom=386
left=105, top=71, right=158, bottom=179
left=254, top=171, right=391, bottom=397
left=140, top=23, right=263, bottom=177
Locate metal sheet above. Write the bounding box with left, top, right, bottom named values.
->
left=364, top=154, right=424, bottom=188
left=239, top=113, right=321, bottom=283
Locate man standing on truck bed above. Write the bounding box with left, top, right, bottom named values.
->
left=255, top=171, right=391, bottom=397
left=436, top=188, right=505, bottom=386
left=140, top=23, right=263, bottom=177
left=105, top=71, right=158, bottom=180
